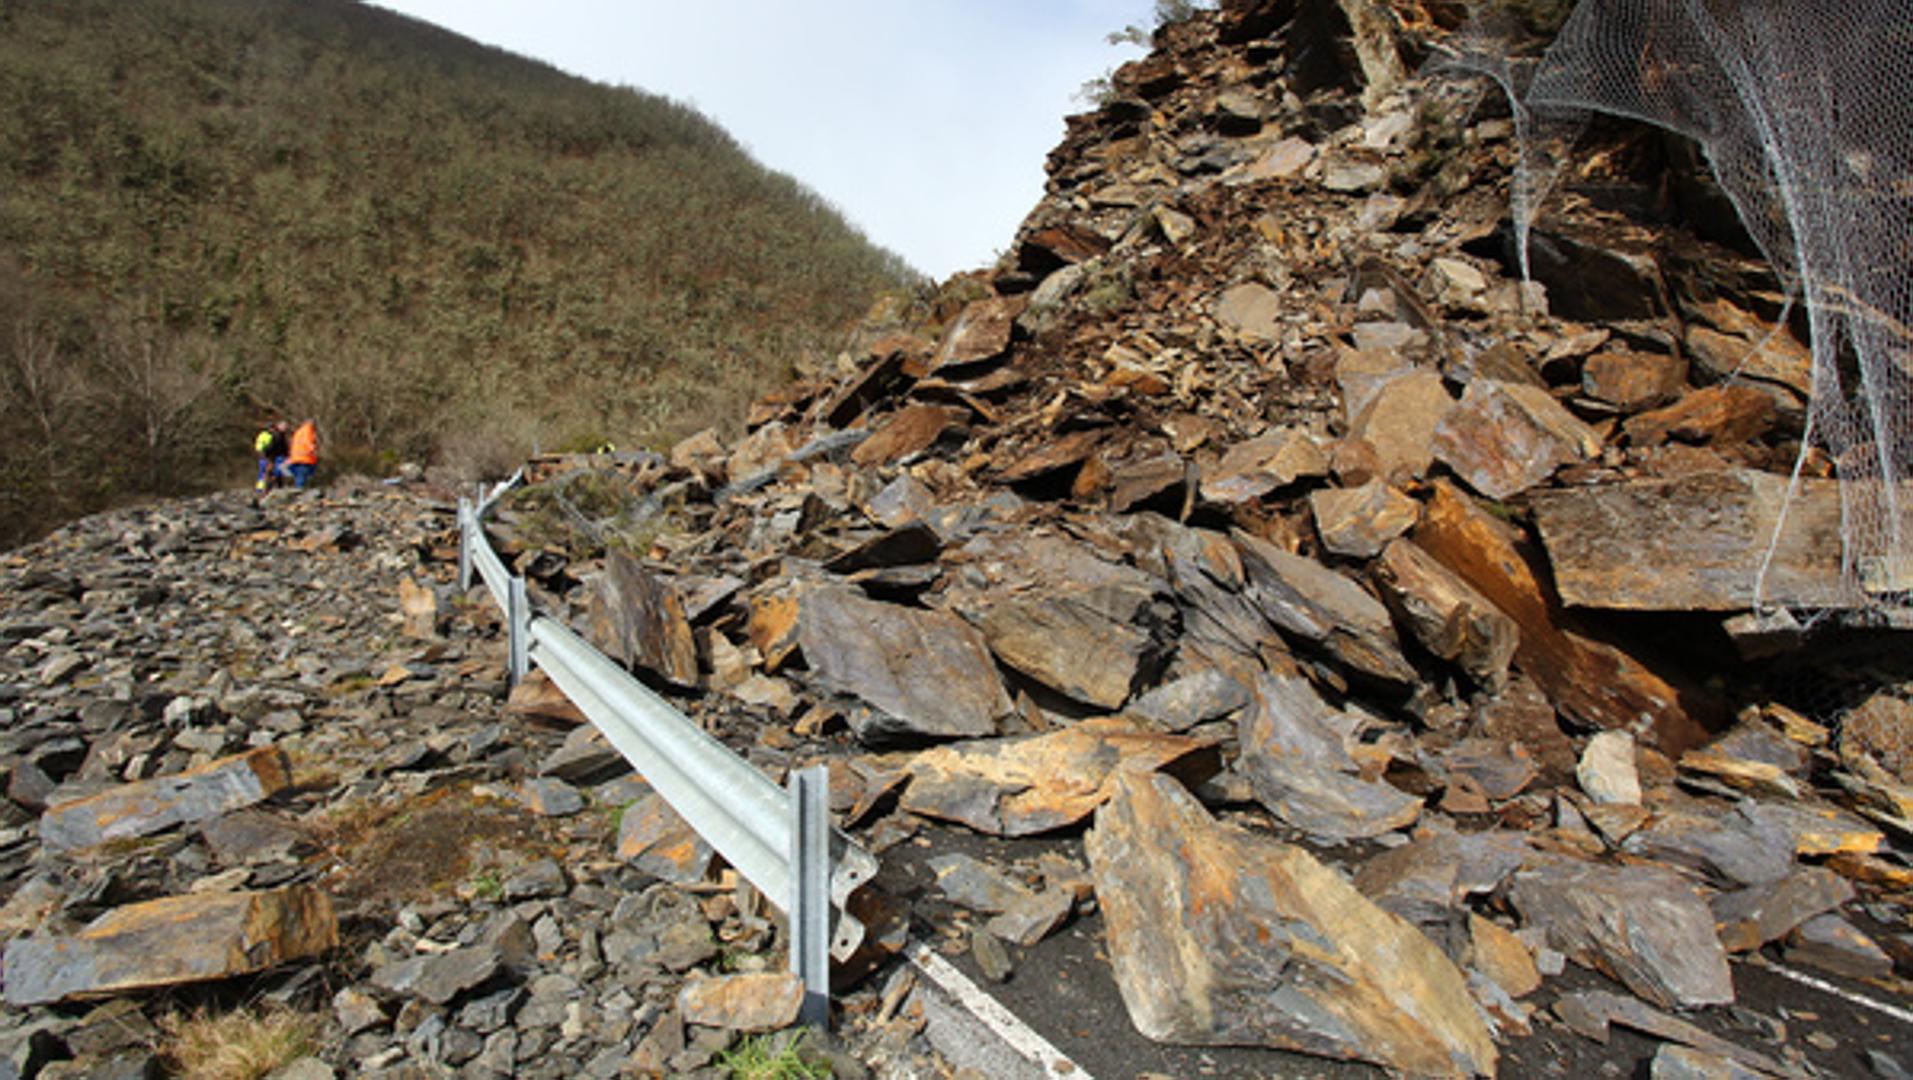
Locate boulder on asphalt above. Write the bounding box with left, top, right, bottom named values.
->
left=1510, top=860, right=1734, bottom=1009
left=1086, top=770, right=1496, bottom=1077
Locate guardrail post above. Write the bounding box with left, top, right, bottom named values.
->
left=457, top=498, right=473, bottom=593
left=508, top=575, right=530, bottom=686
left=788, top=764, right=830, bottom=1027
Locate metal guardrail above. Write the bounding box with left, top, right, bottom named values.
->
left=457, top=475, right=875, bottom=1026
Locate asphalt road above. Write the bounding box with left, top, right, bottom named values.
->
left=877, top=821, right=1911, bottom=1080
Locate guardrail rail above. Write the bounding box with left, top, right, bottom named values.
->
left=458, top=472, right=874, bottom=1026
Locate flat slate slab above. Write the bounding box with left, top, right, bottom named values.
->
left=1531, top=470, right=1901, bottom=610
left=797, top=585, right=1012, bottom=741
left=4, top=886, right=336, bottom=1005
left=40, top=746, right=292, bottom=853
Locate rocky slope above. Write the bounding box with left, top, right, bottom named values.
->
left=1, top=1, right=1910, bottom=1078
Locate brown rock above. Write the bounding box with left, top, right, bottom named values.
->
left=1348, top=368, right=1453, bottom=483
left=1473, top=677, right=1577, bottom=782
left=931, top=296, right=1019, bottom=372
left=1469, top=913, right=1541, bottom=998
left=588, top=551, right=698, bottom=688
left=1554, top=991, right=1788, bottom=1077
left=1107, top=451, right=1189, bottom=514
left=1682, top=304, right=1812, bottom=397
left=1624, top=384, right=1776, bottom=448
left=1201, top=427, right=1329, bottom=504
left=617, top=792, right=715, bottom=884
left=1309, top=480, right=1419, bottom=558
left=996, top=429, right=1105, bottom=485
left=1510, top=860, right=1734, bottom=1009
left=669, top=427, right=727, bottom=474
left=850, top=405, right=962, bottom=468
left=1213, top=282, right=1285, bottom=343
left=726, top=421, right=801, bottom=482
left=677, top=972, right=805, bottom=1033
left=796, top=585, right=1011, bottom=741
left=822, top=338, right=919, bottom=428
left=1432, top=379, right=1602, bottom=501
left=506, top=670, right=587, bottom=726
left=975, top=593, right=1157, bottom=710
left=4, top=887, right=336, bottom=1006
left=1413, top=480, right=1707, bottom=752
left=1373, top=538, right=1518, bottom=689
left=900, top=717, right=1214, bottom=836
left=1531, top=471, right=1877, bottom=610
left=41, top=746, right=292, bottom=853
left=747, top=590, right=802, bottom=672
left=1086, top=770, right=1497, bottom=1077
left=398, top=576, right=439, bottom=639
left=1581, top=349, right=1686, bottom=411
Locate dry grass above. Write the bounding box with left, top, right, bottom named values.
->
left=156, top=1007, right=319, bottom=1080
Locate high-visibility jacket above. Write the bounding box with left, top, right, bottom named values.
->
left=254, top=430, right=274, bottom=455
left=289, top=422, right=318, bottom=465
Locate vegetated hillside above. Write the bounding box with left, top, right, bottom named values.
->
left=0, top=0, right=920, bottom=548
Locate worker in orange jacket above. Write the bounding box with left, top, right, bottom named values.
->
left=287, top=419, right=319, bottom=489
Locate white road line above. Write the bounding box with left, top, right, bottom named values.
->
left=1762, top=960, right=1913, bottom=1027
left=905, top=937, right=1097, bottom=1080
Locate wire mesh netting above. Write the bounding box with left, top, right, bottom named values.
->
left=1520, top=0, right=1913, bottom=617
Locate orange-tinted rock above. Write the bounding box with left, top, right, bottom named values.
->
left=1413, top=481, right=1708, bottom=753
left=4, top=887, right=336, bottom=1005
left=1433, top=379, right=1602, bottom=500
left=1348, top=368, right=1453, bottom=483
left=1309, top=480, right=1418, bottom=557
left=850, top=405, right=962, bottom=467
left=901, top=717, right=1215, bottom=836
left=931, top=296, right=1021, bottom=372
left=1623, top=384, right=1776, bottom=448
left=1087, top=770, right=1497, bottom=1077
left=677, top=972, right=806, bottom=1033
left=1373, top=538, right=1518, bottom=689
left=506, top=670, right=587, bottom=726
left=1201, top=427, right=1329, bottom=504
left=617, top=792, right=715, bottom=884
left=41, top=747, right=292, bottom=853
left=1580, top=349, right=1686, bottom=411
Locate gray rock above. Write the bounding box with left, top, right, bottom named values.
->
left=1511, top=861, right=1734, bottom=1009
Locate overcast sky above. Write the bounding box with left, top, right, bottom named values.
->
left=369, top=2, right=1162, bottom=280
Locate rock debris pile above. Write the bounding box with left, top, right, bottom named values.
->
left=0, top=1, right=1910, bottom=1078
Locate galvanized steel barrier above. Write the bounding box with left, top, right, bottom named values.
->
left=457, top=472, right=874, bottom=1026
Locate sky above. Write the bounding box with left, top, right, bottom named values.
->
left=369, top=2, right=1164, bottom=281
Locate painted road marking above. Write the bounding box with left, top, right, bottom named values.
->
left=1762, top=959, right=1913, bottom=1027
left=905, top=937, right=1095, bottom=1080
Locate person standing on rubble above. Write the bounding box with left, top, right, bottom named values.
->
left=254, top=419, right=290, bottom=492
left=287, top=418, right=320, bottom=489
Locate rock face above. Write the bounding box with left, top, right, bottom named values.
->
left=1086, top=770, right=1496, bottom=1078
left=5, top=887, right=337, bottom=1005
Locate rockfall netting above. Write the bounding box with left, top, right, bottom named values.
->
left=1486, top=0, right=1913, bottom=618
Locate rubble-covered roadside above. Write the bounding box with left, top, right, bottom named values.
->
left=0, top=485, right=919, bottom=1079
left=0, top=1, right=1909, bottom=1078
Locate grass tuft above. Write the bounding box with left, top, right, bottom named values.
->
left=716, top=1032, right=833, bottom=1080
left=156, top=1007, right=320, bottom=1080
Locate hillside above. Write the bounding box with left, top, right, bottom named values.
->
left=0, top=0, right=919, bottom=548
